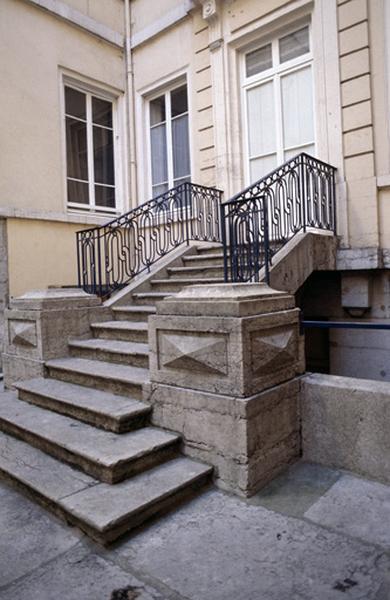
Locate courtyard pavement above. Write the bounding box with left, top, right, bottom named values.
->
left=0, top=458, right=389, bottom=600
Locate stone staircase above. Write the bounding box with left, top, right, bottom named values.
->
left=0, top=244, right=225, bottom=544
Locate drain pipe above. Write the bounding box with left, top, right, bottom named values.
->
left=124, top=0, right=138, bottom=209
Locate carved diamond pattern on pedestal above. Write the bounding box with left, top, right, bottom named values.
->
left=251, top=328, right=295, bottom=376
left=9, top=319, right=37, bottom=348
left=159, top=331, right=228, bottom=375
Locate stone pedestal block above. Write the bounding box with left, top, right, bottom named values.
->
left=146, top=283, right=304, bottom=496
left=2, top=288, right=110, bottom=387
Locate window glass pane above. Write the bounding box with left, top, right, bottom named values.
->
left=279, top=26, right=310, bottom=63
left=67, top=179, right=89, bottom=204
left=152, top=183, right=169, bottom=198
left=150, top=96, right=166, bottom=126
left=93, top=126, right=115, bottom=185
left=92, top=97, right=112, bottom=127
left=281, top=66, right=314, bottom=150
left=172, top=114, right=190, bottom=180
left=65, top=87, right=86, bottom=120
left=66, top=117, right=88, bottom=180
left=150, top=124, right=168, bottom=185
left=245, top=44, right=272, bottom=77
left=249, top=154, right=277, bottom=182
left=171, top=85, right=188, bottom=117
left=247, top=81, right=276, bottom=158
left=95, top=185, right=115, bottom=208
left=284, top=143, right=315, bottom=161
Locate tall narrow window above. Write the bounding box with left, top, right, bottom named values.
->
left=149, top=83, right=191, bottom=198
left=243, top=25, right=315, bottom=182
left=65, top=85, right=116, bottom=212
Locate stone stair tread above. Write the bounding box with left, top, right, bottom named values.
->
left=168, top=265, right=223, bottom=272
left=0, top=393, right=178, bottom=468
left=59, top=456, right=212, bottom=536
left=113, top=305, right=156, bottom=313
left=132, top=292, right=174, bottom=298
left=151, top=277, right=224, bottom=285
left=69, top=338, right=149, bottom=356
left=184, top=252, right=224, bottom=261
left=0, top=430, right=211, bottom=542
left=91, top=321, right=148, bottom=331
left=46, top=357, right=149, bottom=386
left=14, top=378, right=149, bottom=420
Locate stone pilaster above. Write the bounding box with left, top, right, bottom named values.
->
left=0, top=218, right=9, bottom=372
left=146, top=283, right=305, bottom=496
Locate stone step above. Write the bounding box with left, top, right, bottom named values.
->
left=46, top=357, right=149, bottom=399
left=0, top=431, right=212, bottom=545
left=91, top=320, right=148, bottom=343
left=113, top=305, right=156, bottom=322
left=168, top=265, right=224, bottom=278
left=15, top=378, right=150, bottom=433
left=131, top=291, right=174, bottom=306
left=0, top=394, right=179, bottom=483
left=182, top=253, right=225, bottom=267
left=69, top=338, right=149, bottom=368
left=194, top=243, right=223, bottom=255
left=150, top=277, right=224, bottom=292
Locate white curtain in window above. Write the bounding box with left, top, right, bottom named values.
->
left=172, top=114, right=190, bottom=180
left=281, top=66, right=314, bottom=151
left=151, top=124, right=168, bottom=186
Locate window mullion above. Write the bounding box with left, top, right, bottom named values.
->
left=86, top=94, right=95, bottom=210
left=165, top=92, right=174, bottom=188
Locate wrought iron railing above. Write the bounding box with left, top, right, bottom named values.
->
left=221, top=153, right=337, bottom=283
left=77, top=181, right=223, bottom=296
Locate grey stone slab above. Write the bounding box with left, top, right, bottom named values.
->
left=46, top=357, right=149, bottom=385
left=91, top=320, right=149, bottom=332
left=305, top=474, right=390, bottom=550
left=115, top=489, right=390, bottom=600
left=0, top=430, right=96, bottom=501
left=69, top=338, right=149, bottom=356
left=0, top=483, right=79, bottom=589
left=0, top=394, right=178, bottom=470
left=59, top=457, right=212, bottom=537
left=0, top=544, right=165, bottom=600
left=249, top=461, right=341, bottom=517
left=15, top=377, right=149, bottom=420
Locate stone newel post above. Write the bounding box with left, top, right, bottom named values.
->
left=146, top=283, right=304, bottom=497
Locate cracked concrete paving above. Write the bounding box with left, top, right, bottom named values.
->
left=0, top=461, right=390, bottom=600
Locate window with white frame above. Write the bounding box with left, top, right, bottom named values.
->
left=65, top=85, right=117, bottom=212
left=242, top=25, right=315, bottom=183
left=148, top=83, right=191, bottom=198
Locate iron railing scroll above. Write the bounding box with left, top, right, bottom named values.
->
left=220, top=153, right=337, bottom=283
left=77, top=181, right=223, bottom=297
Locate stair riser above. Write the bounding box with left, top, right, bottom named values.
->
left=113, top=310, right=154, bottom=323
left=17, top=389, right=150, bottom=433
left=195, top=245, right=223, bottom=256
left=0, top=466, right=212, bottom=545
left=69, top=346, right=149, bottom=369
left=151, top=279, right=223, bottom=293
left=182, top=257, right=225, bottom=267
left=92, top=327, right=148, bottom=343
left=0, top=416, right=179, bottom=484
left=47, top=366, right=144, bottom=400
left=131, top=295, right=170, bottom=306
left=167, top=267, right=224, bottom=279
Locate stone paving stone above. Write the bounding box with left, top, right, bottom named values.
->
left=0, top=545, right=166, bottom=600
left=115, top=489, right=390, bottom=600
left=248, top=461, right=341, bottom=517
left=305, top=473, right=390, bottom=550
left=0, top=483, right=80, bottom=588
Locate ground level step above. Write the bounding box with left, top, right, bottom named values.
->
left=15, top=378, right=150, bottom=432
left=91, top=320, right=148, bottom=343
left=0, top=394, right=179, bottom=483
left=0, top=431, right=212, bottom=545
left=69, top=338, right=149, bottom=368
left=46, top=357, right=149, bottom=399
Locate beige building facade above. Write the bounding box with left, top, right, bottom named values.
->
left=1, top=0, right=390, bottom=379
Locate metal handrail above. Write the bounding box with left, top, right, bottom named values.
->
left=220, top=153, right=337, bottom=284
left=76, top=181, right=223, bottom=297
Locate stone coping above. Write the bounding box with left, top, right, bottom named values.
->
left=9, top=288, right=101, bottom=311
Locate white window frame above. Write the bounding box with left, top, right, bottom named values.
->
left=61, top=74, right=124, bottom=216
left=146, top=79, right=191, bottom=198
left=241, top=21, right=315, bottom=185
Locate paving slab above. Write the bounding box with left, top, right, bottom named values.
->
left=249, top=461, right=341, bottom=517
left=114, top=489, right=390, bottom=600
left=0, top=544, right=166, bottom=600
left=0, top=483, right=80, bottom=589
left=305, top=473, right=390, bottom=550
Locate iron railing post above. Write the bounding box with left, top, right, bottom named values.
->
left=300, top=154, right=307, bottom=233
left=185, top=182, right=190, bottom=244
left=220, top=202, right=229, bottom=283
left=76, top=232, right=81, bottom=289
left=263, top=196, right=271, bottom=285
